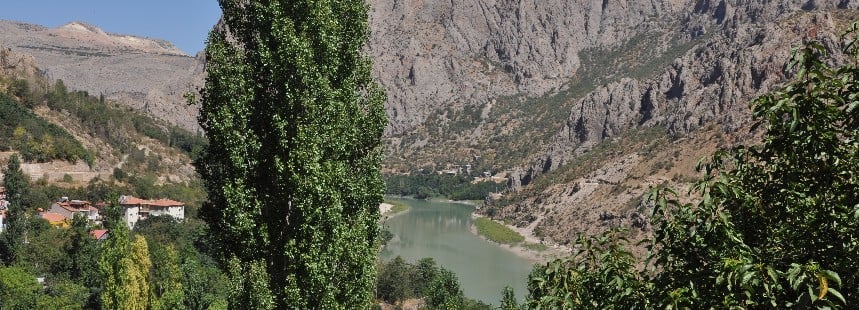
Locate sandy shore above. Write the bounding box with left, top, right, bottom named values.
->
left=470, top=213, right=571, bottom=263
left=379, top=202, right=393, bottom=214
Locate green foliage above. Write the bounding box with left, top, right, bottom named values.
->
left=385, top=172, right=503, bottom=200
left=226, top=257, right=274, bottom=310
left=197, top=0, right=386, bottom=307
left=16, top=224, right=73, bottom=277
left=473, top=217, right=525, bottom=244
left=375, top=256, right=413, bottom=304
left=149, top=244, right=185, bottom=310
left=3, top=154, right=30, bottom=208
left=500, top=286, right=520, bottom=310
left=99, top=200, right=154, bottom=310
left=182, top=254, right=229, bottom=310
left=41, top=279, right=89, bottom=309
left=526, top=230, right=649, bottom=309
left=375, top=257, right=485, bottom=308
left=425, top=268, right=465, bottom=309
left=526, top=29, right=859, bottom=308
left=0, top=94, right=92, bottom=164
left=38, top=78, right=206, bottom=159
left=0, top=266, right=41, bottom=309
left=1, top=154, right=31, bottom=263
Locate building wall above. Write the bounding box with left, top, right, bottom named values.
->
left=123, top=206, right=140, bottom=229
left=137, top=206, right=184, bottom=222
left=49, top=203, right=74, bottom=219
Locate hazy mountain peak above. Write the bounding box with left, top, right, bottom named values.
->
left=58, top=21, right=106, bottom=35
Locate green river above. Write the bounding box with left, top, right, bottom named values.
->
left=380, top=197, right=535, bottom=305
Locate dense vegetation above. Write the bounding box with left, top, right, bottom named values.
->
left=525, top=32, right=859, bottom=308
left=0, top=154, right=225, bottom=309
left=375, top=256, right=495, bottom=309
left=34, top=79, right=206, bottom=158
left=385, top=172, right=503, bottom=200
left=196, top=0, right=387, bottom=308
left=0, top=93, right=92, bottom=165
left=6, top=75, right=200, bottom=161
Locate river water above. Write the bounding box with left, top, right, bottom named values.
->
left=379, top=197, right=535, bottom=305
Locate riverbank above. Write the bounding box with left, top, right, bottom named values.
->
left=380, top=200, right=410, bottom=220
left=380, top=197, right=535, bottom=303
left=390, top=196, right=571, bottom=262
left=470, top=213, right=570, bottom=263
left=379, top=202, right=393, bottom=214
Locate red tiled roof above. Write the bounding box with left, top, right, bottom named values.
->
left=121, top=196, right=184, bottom=207
left=122, top=196, right=149, bottom=205
left=41, top=212, right=68, bottom=223
left=150, top=199, right=183, bottom=207
left=89, top=229, right=108, bottom=239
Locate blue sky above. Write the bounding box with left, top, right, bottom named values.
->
left=0, top=0, right=222, bottom=55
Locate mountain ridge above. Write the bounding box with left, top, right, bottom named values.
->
left=0, top=20, right=203, bottom=132
left=3, top=1, right=859, bottom=251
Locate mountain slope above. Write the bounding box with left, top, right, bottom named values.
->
left=0, top=42, right=200, bottom=186
left=3, top=1, right=859, bottom=250
left=370, top=0, right=859, bottom=247
left=0, top=20, right=203, bottom=132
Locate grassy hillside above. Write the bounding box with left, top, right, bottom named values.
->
left=0, top=93, right=92, bottom=164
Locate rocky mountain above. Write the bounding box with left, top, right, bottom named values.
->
left=0, top=41, right=199, bottom=186
left=369, top=0, right=859, bottom=246
left=0, top=20, right=203, bottom=131
left=3, top=1, right=859, bottom=249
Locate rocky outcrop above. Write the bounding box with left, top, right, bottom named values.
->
left=0, top=21, right=204, bottom=131
left=506, top=1, right=859, bottom=190
left=369, top=0, right=692, bottom=135
left=486, top=3, right=859, bottom=248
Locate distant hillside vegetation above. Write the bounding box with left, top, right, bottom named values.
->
left=0, top=92, right=92, bottom=164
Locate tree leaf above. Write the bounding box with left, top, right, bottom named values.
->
left=827, top=288, right=845, bottom=304
left=820, top=270, right=841, bottom=287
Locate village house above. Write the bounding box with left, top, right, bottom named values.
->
left=89, top=229, right=109, bottom=241
left=40, top=212, right=69, bottom=228
left=119, top=195, right=185, bottom=229
left=49, top=197, right=100, bottom=224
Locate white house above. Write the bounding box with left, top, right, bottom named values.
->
left=119, top=195, right=185, bottom=229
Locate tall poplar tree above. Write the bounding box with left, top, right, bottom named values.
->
left=196, top=0, right=387, bottom=308
left=1, top=154, right=30, bottom=263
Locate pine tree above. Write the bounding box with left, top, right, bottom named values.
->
left=196, top=0, right=386, bottom=308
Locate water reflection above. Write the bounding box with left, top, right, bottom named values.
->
left=380, top=198, right=534, bottom=305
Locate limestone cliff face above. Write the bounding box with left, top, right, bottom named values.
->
left=369, top=0, right=691, bottom=135
left=504, top=1, right=859, bottom=190
left=487, top=3, right=859, bottom=246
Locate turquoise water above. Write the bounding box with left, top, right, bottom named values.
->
left=380, top=198, right=535, bottom=305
